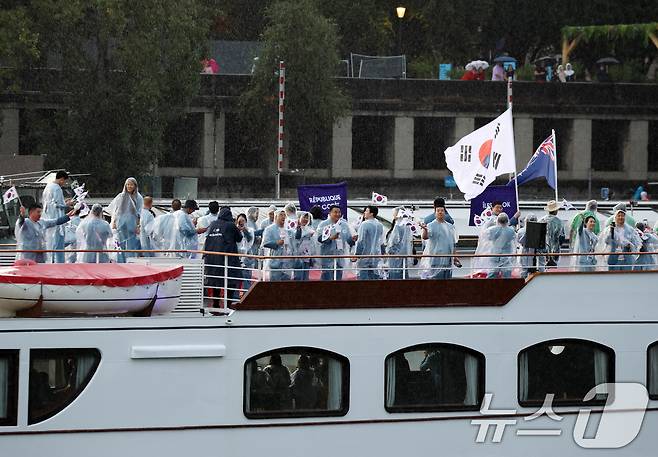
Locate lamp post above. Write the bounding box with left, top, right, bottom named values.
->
left=396, top=6, right=406, bottom=56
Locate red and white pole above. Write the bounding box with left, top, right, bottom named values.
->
left=275, top=60, right=285, bottom=199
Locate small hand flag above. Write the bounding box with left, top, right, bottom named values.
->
left=2, top=186, right=18, bottom=205
left=372, top=192, right=388, bottom=205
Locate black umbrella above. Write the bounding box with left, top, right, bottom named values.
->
left=493, top=55, right=517, bottom=64
left=534, top=56, right=557, bottom=66
left=596, top=57, right=620, bottom=65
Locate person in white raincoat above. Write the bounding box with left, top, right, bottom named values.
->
left=292, top=211, right=316, bottom=281
left=634, top=222, right=658, bottom=271
left=316, top=205, right=356, bottom=281
left=76, top=204, right=113, bottom=263
left=386, top=207, right=414, bottom=280
left=479, top=213, right=517, bottom=278
left=420, top=204, right=460, bottom=279
left=108, top=177, right=143, bottom=263
left=571, top=215, right=598, bottom=272
left=261, top=210, right=295, bottom=281
left=596, top=209, right=641, bottom=271
left=41, top=170, right=71, bottom=263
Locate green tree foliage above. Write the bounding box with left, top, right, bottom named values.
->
left=2, top=0, right=214, bottom=191
left=241, top=0, right=348, bottom=169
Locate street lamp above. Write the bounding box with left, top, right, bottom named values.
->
left=396, top=6, right=406, bottom=56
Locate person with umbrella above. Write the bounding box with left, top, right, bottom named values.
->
left=492, top=62, right=505, bottom=81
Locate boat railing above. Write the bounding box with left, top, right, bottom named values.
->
left=2, top=245, right=657, bottom=312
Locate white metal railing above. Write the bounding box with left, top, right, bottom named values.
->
left=2, top=245, right=658, bottom=314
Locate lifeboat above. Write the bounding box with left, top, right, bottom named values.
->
left=0, top=263, right=183, bottom=317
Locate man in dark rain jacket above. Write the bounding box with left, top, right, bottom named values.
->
left=204, top=206, right=244, bottom=305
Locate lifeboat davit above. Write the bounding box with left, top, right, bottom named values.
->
left=0, top=263, right=183, bottom=317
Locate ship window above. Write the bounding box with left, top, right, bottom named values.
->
left=28, top=348, right=101, bottom=425
left=518, top=339, right=614, bottom=407
left=649, top=342, right=658, bottom=400
left=244, top=347, right=349, bottom=419
left=0, top=350, right=19, bottom=426
left=385, top=343, right=485, bottom=412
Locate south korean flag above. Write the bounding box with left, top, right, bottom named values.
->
left=444, top=108, right=516, bottom=200
left=2, top=186, right=19, bottom=205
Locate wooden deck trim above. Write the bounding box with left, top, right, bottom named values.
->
left=235, top=278, right=526, bottom=310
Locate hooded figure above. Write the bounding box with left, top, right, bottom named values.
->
left=480, top=213, right=517, bottom=278
left=292, top=211, right=316, bottom=281
left=76, top=204, right=113, bottom=263
left=244, top=206, right=262, bottom=272
left=386, top=207, right=414, bottom=280
left=571, top=215, right=599, bottom=272
left=605, top=203, right=636, bottom=228
left=151, top=211, right=175, bottom=253
left=139, top=199, right=156, bottom=256
left=108, top=177, right=143, bottom=262
left=569, top=200, right=600, bottom=247
left=262, top=210, right=295, bottom=281
left=204, top=207, right=244, bottom=304
left=260, top=205, right=277, bottom=231
left=634, top=222, right=658, bottom=271
left=42, top=175, right=69, bottom=263
left=596, top=209, right=641, bottom=271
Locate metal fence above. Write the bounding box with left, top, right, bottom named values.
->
left=2, top=246, right=657, bottom=314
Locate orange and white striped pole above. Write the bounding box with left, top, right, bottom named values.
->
left=275, top=60, right=285, bottom=199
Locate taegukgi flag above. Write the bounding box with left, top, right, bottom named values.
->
left=2, top=186, right=18, bottom=204
left=444, top=108, right=516, bottom=200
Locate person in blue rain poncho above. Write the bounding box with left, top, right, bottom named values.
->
left=292, top=211, right=316, bottom=281
left=76, top=204, right=113, bottom=263
left=420, top=203, right=460, bottom=279
left=605, top=202, right=636, bottom=228
left=41, top=170, right=71, bottom=263
left=633, top=222, right=658, bottom=271
left=139, top=196, right=156, bottom=256
left=235, top=212, right=255, bottom=290
left=386, top=207, right=415, bottom=280
left=570, top=215, right=599, bottom=272
left=596, top=209, right=641, bottom=271
left=260, top=205, right=277, bottom=231
left=316, top=205, right=356, bottom=281
left=173, top=199, right=205, bottom=258
left=15, top=203, right=73, bottom=263
left=354, top=205, right=384, bottom=280
left=261, top=210, right=295, bottom=281
left=480, top=213, right=517, bottom=278
left=108, top=177, right=143, bottom=263
left=150, top=200, right=178, bottom=253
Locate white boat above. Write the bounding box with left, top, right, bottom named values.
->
left=0, top=268, right=657, bottom=456
left=0, top=264, right=183, bottom=317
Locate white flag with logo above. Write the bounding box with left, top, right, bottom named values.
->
left=444, top=108, right=516, bottom=200
left=2, top=186, right=18, bottom=204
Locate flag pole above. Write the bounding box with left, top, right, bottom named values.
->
left=552, top=128, right=558, bottom=202
left=508, top=76, right=520, bottom=212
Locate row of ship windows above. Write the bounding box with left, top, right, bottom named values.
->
left=1, top=340, right=657, bottom=425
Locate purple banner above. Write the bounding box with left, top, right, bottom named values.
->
left=297, top=182, right=348, bottom=220
left=469, top=185, right=517, bottom=226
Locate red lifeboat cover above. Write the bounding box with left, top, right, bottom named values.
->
left=0, top=264, right=183, bottom=287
